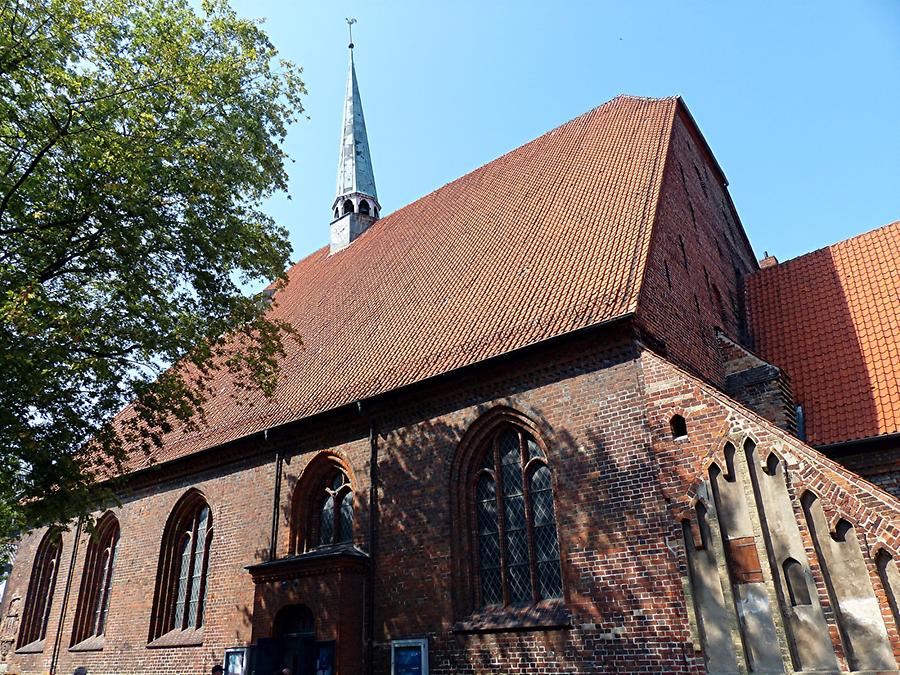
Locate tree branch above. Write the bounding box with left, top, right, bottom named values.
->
left=0, top=110, right=72, bottom=221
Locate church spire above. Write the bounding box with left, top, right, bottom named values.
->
left=331, top=19, right=380, bottom=253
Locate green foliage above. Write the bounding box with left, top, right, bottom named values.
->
left=0, top=0, right=305, bottom=566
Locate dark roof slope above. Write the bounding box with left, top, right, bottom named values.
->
left=746, top=220, right=900, bottom=446
left=127, top=95, right=680, bottom=469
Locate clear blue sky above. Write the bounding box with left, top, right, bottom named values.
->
left=229, top=0, right=900, bottom=265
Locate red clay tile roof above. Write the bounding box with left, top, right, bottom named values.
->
left=746, top=221, right=900, bottom=446
left=126, top=95, right=680, bottom=470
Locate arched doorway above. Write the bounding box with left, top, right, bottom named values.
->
left=275, top=604, right=314, bottom=674
left=248, top=548, right=366, bottom=675
left=275, top=604, right=314, bottom=639
left=253, top=604, right=334, bottom=675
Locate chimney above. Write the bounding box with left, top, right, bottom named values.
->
left=759, top=251, right=778, bottom=269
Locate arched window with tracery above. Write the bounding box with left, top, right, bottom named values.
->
left=317, top=472, right=353, bottom=547
left=17, top=529, right=62, bottom=648
left=149, top=491, right=212, bottom=641
left=71, top=513, right=119, bottom=645
left=469, top=421, right=563, bottom=607
left=291, top=453, right=356, bottom=554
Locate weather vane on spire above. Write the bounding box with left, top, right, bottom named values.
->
left=346, top=17, right=357, bottom=49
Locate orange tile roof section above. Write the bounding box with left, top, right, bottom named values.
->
left=746, top=220, right=900, bottom=447
left=126, top=95, right=680, bottom=470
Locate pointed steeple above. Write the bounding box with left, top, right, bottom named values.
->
left=331, top=19, right=380, bottom=253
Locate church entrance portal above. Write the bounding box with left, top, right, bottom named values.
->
left=252, top=604, right=334, bottom=675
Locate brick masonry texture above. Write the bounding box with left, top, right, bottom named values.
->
left=635, top=108, right=758, bottom=389
left=7, top=330, right=900, bottom=674
left=639, top=349, right=900, bottom=672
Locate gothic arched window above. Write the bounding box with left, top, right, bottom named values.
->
left=18, top=530, right=62, bottom=648
left=472, top=425, right=562, bottom=607
left=342, top=199, right=354, bottom=215
left=149, top=491, right=212, bottom=641
left=291, top=454, right=356, bottom=554
left=71, top=513, right=120, bottom=645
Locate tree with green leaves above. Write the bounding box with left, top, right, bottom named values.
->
left=0, top=0, right=305, bottom=566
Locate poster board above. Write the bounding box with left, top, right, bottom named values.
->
left=391, top=637, right=428, bottom=675
left=224, top=646, right=248, bottom=675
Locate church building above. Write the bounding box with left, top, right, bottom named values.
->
left=3, top=37, right=900, bottom=675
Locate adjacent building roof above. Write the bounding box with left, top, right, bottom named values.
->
left=746, top=220, right=900, bottom=446
left=128, top=95, right=681, bottom=470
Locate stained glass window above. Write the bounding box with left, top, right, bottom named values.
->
left=319, top=495, right=335, bottom=546
left=476, top=474, right=502, bottom=605
left=530, top=465, right=562, bottom=599
left=473, top=425, right=563, bottom=607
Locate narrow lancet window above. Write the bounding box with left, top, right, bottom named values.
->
left=71, top=514, right=120, bottom=645
left=18, top=530, right=62, bottom=648
left=149, top=491, right=213, bottom=640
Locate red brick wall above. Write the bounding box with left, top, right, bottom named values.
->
left=831, top=445, right=900, bottom=500
left=5, top=333, right=900, bottom=675
left=716, top=332, right=797, bottom=432
left=1, top=330, right=706, bottom=675
left=636, top=110, right=758, bottom=387
left=1, top=456, right=275, bottom=675
left=638, top=349, right=900, bottom=670
left=363, top=333, right=697, bottom=674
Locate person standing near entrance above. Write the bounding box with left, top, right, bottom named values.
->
left=211, top=666, right=223, bottom=675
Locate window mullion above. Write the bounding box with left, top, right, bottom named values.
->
left=470, top=479, right=483, bottom=609
left=98, top=535, right=119, bottom=635
left=521, top=435, right=540, bottom=604
left=91, top=549, right=110, bottom=636
left=333, top=489, right=341, bottom=544
left=494, top=433, right=509, bottom=607
left=195, top=531, right=211, bottom=628
left=39, top=555, right=58, bottom=640
left=23, top=544, right=47, bottom=642
left=182, top=520, right=199, bottom=630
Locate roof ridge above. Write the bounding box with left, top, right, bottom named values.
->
left=282, top=96, right=682, bottom=276
left=750, top=219, right=900, bottom=277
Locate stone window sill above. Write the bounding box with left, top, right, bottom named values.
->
left=147, top=627, right=204, bottom=648
left=452, top=600, right=571, bottom=633
left=15, top=638, right=45, bottom=654
left=70, top=635, right=105, bottom=652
